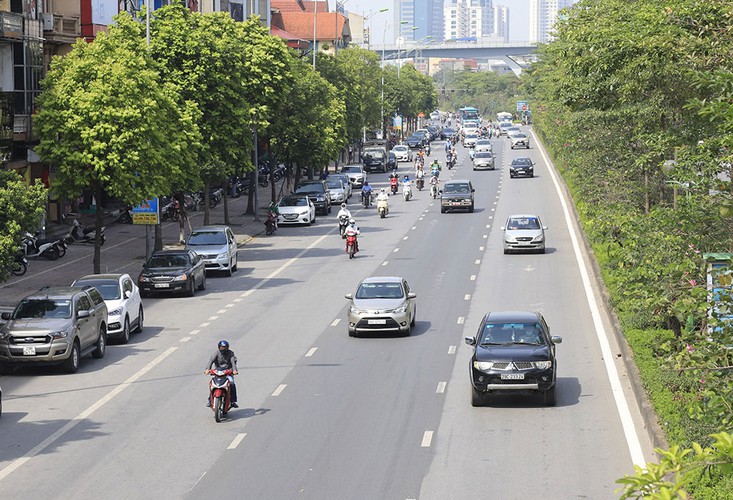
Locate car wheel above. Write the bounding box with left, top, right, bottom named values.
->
left=440, top=207, right=446, bottom=213
left=410, top=310, right=416, bottom=327
left=328, top=204, right=332, bottom=214
left=471, top=386, right=485, bottom=407
left=63, top=340, right=81, bottom=373
left=92, top=326, right=107, bottom=359
left=134, top=306, right=144, bottom=333
left=348, top=329, right=357, bottom=338
left=188, top=279, right=196, bottom=297
left=232, top=256, right=238, bottom=272
left=225, top=263, right=232, bottom=277
left=199, top=273, right=207, bottom=290
left=543, top=385, right=557, bottom=406
left=468, top=204, right=474, bottom=213
left=120, top=317, right=130, bottom=344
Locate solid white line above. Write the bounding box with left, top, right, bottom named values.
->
left=393, top=248, right=400, bottom=253
left=436, top=381, right=447, bottom=394
left=227, top=433, right=247, bottom=450
left=180, top=337, right=191, bottom=342
left=421, top=431, right=434, bottom=447
left=305, top=347, right=318, bottom=357
left=532, top=129, right=646, bottom=467
left=331, top=318, right=341, bottom=327
left=0, top=347, right=178, bottom=482
left=199, top=322, right=210, bottom=328
left=470, top=275, right=477, bottom=281
left=448, top=345, right=456, bottom=354
left=272, top=384, right=287, bottom=397
left=190, top=329, right=200, bottom=335
left=464, top=294, right=471, bottom=300
left=457, top=317, right=465, bottom=325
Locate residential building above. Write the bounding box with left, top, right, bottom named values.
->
left=443, top=0, right=469, bottom=41
left=493, top=4, right=508, bottom=42
left=529, top=0, right=576, bottom=43
left=395, top=0, right=443, bottom=43
left=271, top=0, right=350, bottom=54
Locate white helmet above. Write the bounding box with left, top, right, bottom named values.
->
left=349, top=218, right=356, bottom=224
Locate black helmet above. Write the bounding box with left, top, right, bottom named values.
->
left=218, top=340, right=229, bottom=349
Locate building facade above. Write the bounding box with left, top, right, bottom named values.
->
left=395, top=0, right=443, bottom=43
left=493, top=4, right=508, bottom=42
left=529, top=0, right=575, bottom=43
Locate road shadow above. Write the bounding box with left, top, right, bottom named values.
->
left=349, top=320, right=429, bottom=339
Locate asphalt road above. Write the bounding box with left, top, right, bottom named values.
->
left=0, top=132, right=655, bottom=499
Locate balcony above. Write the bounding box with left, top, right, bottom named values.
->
left=0, top=11, right=23, bottom=40
left=41, top=13, right=80, bottom=45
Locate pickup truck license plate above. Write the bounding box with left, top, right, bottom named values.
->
left=23, top=345, right=36, bottom=356
left=501, top=373, right=524, bottom=380
left=368, top=319, right=387, bottom=325
left=154, top=283, right=170, bottom=288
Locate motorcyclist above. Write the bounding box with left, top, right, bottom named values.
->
left=445, top=140, right=451, bottom=153
left=204, top=340, right=239, bottom=408
left=376, top=188, right=389, bottom=213
left=429, top=174, right=440, bottom=197
left=344, top=218, right=360, bottom=253
left=337, top=202, right=352, bottom=220
left=430, top=158, right=441, bottom=177
left=361, top=181, right=373, bottom=205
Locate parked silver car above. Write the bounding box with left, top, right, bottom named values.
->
left=185, top=226, right=238, bottom=276
left=327, top=173, right=353, bottom=199
left=472, top=151, right=496, bottom=170
left=392, top=144, right=413, bottom=162
left=345, top=276, right=417, bottom=337
left=341, top=164, right=367, bottom=188
left=326, top=178, right=347, bottom=204
left=501, top=214, right=547, bottom=254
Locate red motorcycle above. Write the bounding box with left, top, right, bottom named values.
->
left=345, top=234, right=358, bottom=259
left=207, top=367, right=234, bottom=422
left=390, top=176, right=399, bottom=195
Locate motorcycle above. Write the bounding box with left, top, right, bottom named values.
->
left=362, top=190, right=373, bottom=208
left=338, top=215, right=349, bottom=238
left=209, top=188, right=224, bottom=209
left=390, top=177, right=399, bottom=195
left=403, top=184, right=412, bottom=202
left=22, top=232, right=62, bottom=260
left=264, top=211, right=278, bottom=235
left=377, top=197, right=389, bottom=218
left=116, top=206, right=133, bottom=224
left=345, top=233, right=358, bottom=259
left=159, top=198, right=178, bottom=222
left=416, top=177, right=425, bottom=191
left=430, top=183, right=438, bottom=199
left=11, top=252, right=28, bottom=276
left=65, top=219, right=106, bottom=245
left=206, top=367, right=234, bottom=423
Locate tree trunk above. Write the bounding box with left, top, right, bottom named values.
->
left=93, top=183, right=103, bottom=274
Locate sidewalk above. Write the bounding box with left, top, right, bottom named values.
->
left=0, top=180, right=287, bottom=309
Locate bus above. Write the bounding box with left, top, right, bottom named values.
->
left=458, top=107, right=479, bottom=124
left=496, top=111, right=513, bottom=123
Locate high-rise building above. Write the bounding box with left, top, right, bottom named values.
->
left=529, top=0, right=576, bottom=43
left=469, top=0, right=494, bottom=39
left=493, top=4, right=509, bottom=42
left=443, top=0, right=497, bottom=41
left=395, top=0, right=444, bottom=42
left=444, top=0, right=469, bottom=40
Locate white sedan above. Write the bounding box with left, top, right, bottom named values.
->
left=392, top=145, right=413, bottom=162
left=277, top=195, right=316, bottom=225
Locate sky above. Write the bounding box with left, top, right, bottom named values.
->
left=335, top=0, right=530, bottom=43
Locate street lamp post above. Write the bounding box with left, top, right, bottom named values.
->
left=362, top=7, right=389, bottom=50
left=397, top=27, right=419, bottom=79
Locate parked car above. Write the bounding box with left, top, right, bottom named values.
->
left=440, top=180, right=475, bottom=213
left=501, top=214, right=547, bottom=254
left=326, top=178, right=347, bottom=204
left=510, top=133, right=530, bottom=149
left=510, top=157, right=535, bottom=178
left=71, top=274, right=144, bottom=344
left=327, top=173, right=353, bottom=199
left=345, top=276, right=417, bottom=337
left=392, top=144, right=413, bottom=162
left=138, top=250, right=207, bottom=298
left=294, top=180, right=332, bottom=215
left=474, top=139, right=493, bottom=153
left=465, top=311, right=562, bottom=406
left=277, top=194, right=316, bottom=225
left=340, top=164, right=367, bottom=189
left=0, top=286, right=108, bottom=373
left=185, top=226, right=238, bottom=276
left=472, top=151, right=496, bottom=170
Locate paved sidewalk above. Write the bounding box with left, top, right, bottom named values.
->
left=0, top=181, right=288, bottom=309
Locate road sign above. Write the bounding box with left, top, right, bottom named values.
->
left=132, top=198, right=159, bottom=225
left=517, top=100, right=528, bottom=112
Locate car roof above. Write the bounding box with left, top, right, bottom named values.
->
left=359, top=276, right=404, bottom=284
left=26, top=286, right=90, bottom=299
left=190, top=225, right=231, bottom=233
left=512, top=157, right=533, bottom=162
left=76, top=274, right=126, bottom=281
left=445, top=179, right=471, bottom=184
left=151, top=250, right=190, bottom=256
left=507, top=214, right=541, bottom=219
left=484, top=311, right=541, bottom=323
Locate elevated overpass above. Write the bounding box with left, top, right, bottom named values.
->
left=372, top=41, right=538, bottom=76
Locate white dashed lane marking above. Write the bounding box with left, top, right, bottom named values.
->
left=470, top=275, right=477, bottom=281
left=180, top=337, right=190, bottom=342
left=393, top=248, right=399, bottom=253
left=436, top=382, right=447, bottom=394
left=475, top=260, right=481, bottom=265
left=331, top=319, right=341, bottom=327
left=272, top=384, right=287, bottom=397
left=199, top=322, right=210, bottom=328
left=421, top=431, right=434, bottom=447
left=464, top=294, right=471, bottom=301
left=382, top=261, right=389, bottom=266
left=448, top=345, right=457, bottom=354
left=227, top=433, right=247, bottom=450
left=190, top=330, right=200, bottom=335
left=457, top=317, right=465, bottom=325
left=305, top=347, right=318, bottom=357
left=216, top=309, right=227, bottom=314
left=208, top=316, right=219, bottom=321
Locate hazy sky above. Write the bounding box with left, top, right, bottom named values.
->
left=335, top=0, right=531, bottom=43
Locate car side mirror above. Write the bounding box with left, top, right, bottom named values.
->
left=1, top=312, right=10, bottom=320
left=407, top=292, right=417, bottom=299
left=500, top=226, right=506, bottom=231
left=471, top=188, right=475, bottom=192
left=464, top=336, right=476, bottom=346
left=344, top=293, right=353, bottom=300
left=551, top=336, right=563, bottom=344
left=543, top=226, right=548, bottom=230
left=77, top=310, right=91, bottom=319
left=124, top=290, right=131, bottom=299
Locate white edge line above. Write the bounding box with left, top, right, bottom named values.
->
left=0, top=346, right=179, bottom=482
left=227, top=433, right=247, bottom=450
left=532, top=128, right=646, bottom=467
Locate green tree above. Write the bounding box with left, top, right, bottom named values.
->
left=35, top=13, right=199, bottom=273
left=0, top=172, right=47, bottom=281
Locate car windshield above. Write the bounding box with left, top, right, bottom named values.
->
left=74, top=280, right=120, bottom=300
left=341, top=167, right=361, bottom=174
left=444, top=183, right=471, bottom=194
left=280, top=197, right=308, bottom=207
left=148, top=255, right=189, bottom=268
left=393, top=146, right=407, bottom=152
left=187, top=231, right=227, bottom=246
left=466, top=134, right=478, bottom=139
left=296, top=184, right=324, bottom=194
left=513, top=134, right=527, bottom=138
left=326, top=180, right=343, bottom=189
left=475, top=152, right=492, bottom=158
left=364, top=149, right=383, bottom=155
left=476, top=140, right=491, bottom=145
left=512, top=158, right=533, bottom=166
left=355, top=282, right=405, bottom=300
left=444, top=128, right=455, bottom=133
left=480, top=323, right=544, bottom=345
left=14, top=299, right=72, bottom=319
left=507, top=217, right=541, bottom=230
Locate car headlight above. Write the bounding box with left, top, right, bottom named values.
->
left=51, top=331, right=68, bottom=339
left=349, top=306, right=367, bottom=315
left=139, top=275, right=152, bottom=283
left=172, top=274, right=189, bottom=282
left=386, top=304, right=407, bottom=314
left=505, top=235, right=517, bottom=242
left=533, top=360, right=552, bottom=370
left=0, top=331, right=9, bottom=340
left=473, top=361, right=495, bottom=371
left=217, top=252, right=228, bottom=260
left=108, top=308, right=123, bottom=316
left=316, top=196, right=325, bottom=202
left=532, top=234, right=545, bottom=243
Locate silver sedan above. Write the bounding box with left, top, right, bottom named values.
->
left=501, top=214, right=547, bottom=254
left=345, top=276, right=417, bottom=337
